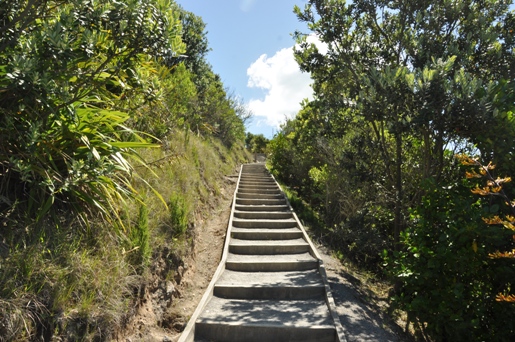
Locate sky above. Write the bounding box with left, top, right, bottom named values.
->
left=175, top=0, right=314, bottom=138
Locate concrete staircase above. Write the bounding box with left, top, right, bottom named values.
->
left=179, top=163, right=346, bottom=342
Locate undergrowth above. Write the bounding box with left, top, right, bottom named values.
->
left=275, top=174, right=410, bottom=339
left=276, top=177, right=390, bottom=287
left=276, top=175, right=391, bottom=275
left=0, top=130, right=250, bottom=341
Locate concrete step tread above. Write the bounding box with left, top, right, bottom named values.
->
left=238, top=189, right=280, bottom=193
left=238, top=184, right=278, bottom=187
left=232, top=218, right=298, bottom=229
left=216, top=269, right=323, bottom=287
left=239, top=184, right=279, bottom=188
left=238, top=190, right=282, bottom=195
left=233, top=218, right=297, bottom=223
left=231, top=228, right=303, bottom=240
left=229, top=239, right=310, bottom=255
left=234, top=210, right=291, bottom=214
left=235, top=204, right=289, bottom=210
left=227, top=252, right=316, bottom=263
left=237, top=192, right=280, bottom=196
left=237, top=193, right=284, bottom=199
left=239, top=179, right=276, bottom=183
left=231, top=227, right=301, bottom=232
left=198, top=297, right=334, bottom=327
left=230, top=238, right=308, bottom=246
left=235, top=199, right=287, bottom=205
left=233, top=211, right=293, bottom=220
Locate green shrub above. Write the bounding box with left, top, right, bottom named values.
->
left=0, top=0, right=179, bottom=225
left=387, top=178, right=515, bottom=341
left=127, top=204, right=151, bottom=270
left=169, top=193, right=190, bottom=237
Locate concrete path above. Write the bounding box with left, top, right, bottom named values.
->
left=178, top=163, right=346, bottom=342
left=316, top=244, right=407, bottom=341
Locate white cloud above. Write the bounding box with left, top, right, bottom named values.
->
left=305, top=33, right=329, bottom=55
left=246, top=47, right=313, bottom=128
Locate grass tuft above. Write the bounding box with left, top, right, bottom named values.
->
left=169, top=193, right=190, bottom=237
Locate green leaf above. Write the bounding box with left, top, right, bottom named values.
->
left=110, top=142, right=160, bottom=148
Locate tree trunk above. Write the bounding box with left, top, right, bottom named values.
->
left=423, top=127, right=431, bottom=180
left=394, top=132, right=403, bottom=249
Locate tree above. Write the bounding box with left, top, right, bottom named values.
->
left=245, top=132, right=269, bottom=153
left=179, top=7, right=210, bottom=86
left=174, top=8, right=246, bottom=146
left=289, top=1, right=515, bottom=338
left=293, top=0, right=515, bottom=243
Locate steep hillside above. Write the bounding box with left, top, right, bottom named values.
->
left=0, top=130, right=250, bottom=341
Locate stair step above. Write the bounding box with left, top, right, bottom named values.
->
left=233, top=211, right=293, bottom=220
left=231, top=228, right=304, bottom=240
left=239, top=180, right=279, bottom=188
left=239, top=177, right=276, bottom=182
left=235, top=204, right=290, bottom=212
left=238, top=183, right=278, bottom=189
left=229, top=238, right=310, bottom=254
left=214, top=269, right=325, bottom=299
left=232, top=218, right=297, bottom=228
left=196, top=297, right=336, bottom=342
left=241, top=167, right=269, bottom=172
left=238, top=187, right=280, bottom=194
left=237, top=193, right=284, bottom=199
left=236, top=198, right=287, bottom=206
left=239, top=181, right=277, bottom=186
left=226, top=252, right=318, bottom=271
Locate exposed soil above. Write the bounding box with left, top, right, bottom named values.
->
left=119, top=166, right=413, bottom=342
left=166, top=174, right=239, bottom=341
left=119, top=171, right=239, bottom=342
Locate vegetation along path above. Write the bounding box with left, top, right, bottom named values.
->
left=176, top=163, right=404, bottom=342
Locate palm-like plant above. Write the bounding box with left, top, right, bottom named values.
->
left=0, top=0, right=181, bottom=226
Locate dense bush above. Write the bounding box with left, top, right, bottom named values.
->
left=0, top=0, right=181, bottom=225
left=387, top=177, right=515, bottom=341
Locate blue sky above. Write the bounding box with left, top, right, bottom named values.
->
left=174, top=2, right=515, bottom=138
left=175, top=0, right=314, bottom=138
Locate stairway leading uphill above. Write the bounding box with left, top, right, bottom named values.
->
left=179, top=163, right=346, bottom=342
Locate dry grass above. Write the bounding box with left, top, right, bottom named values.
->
left=0, top=130, right=250, bottom=341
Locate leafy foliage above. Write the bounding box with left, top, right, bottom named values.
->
left=268, top=1, right=515, bottom=339
left=0, top=0, right=250, bottom=339
left=387, top=175, right=515, bottom=341
left=0, top=0, right=184, bottom=225
left=245, top=132, right=269, bottom=153
left=292, top=0, right=515, bottom=243
left=458, top=155, right=515, bottom=302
